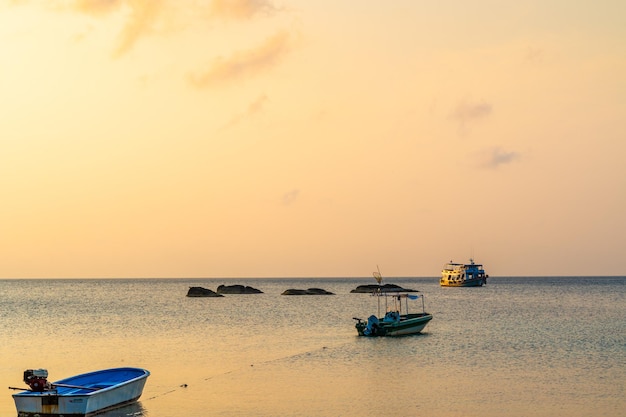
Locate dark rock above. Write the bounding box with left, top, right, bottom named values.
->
left=281, top=289, right=308, bottom=295
left=186, top=286, right=223, bottom=297
left=350, top=283, right=417, bottom=293
left=217, top=284, right=263, bottom=294
left=281, top=288, right=334, bottom=295
left=306, top=287, right=334, bottom=295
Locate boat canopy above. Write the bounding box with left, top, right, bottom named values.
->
left=443, top=263, right=464, bottom=270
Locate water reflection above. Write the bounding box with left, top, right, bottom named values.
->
left=99, top=401, right=146, bottom=417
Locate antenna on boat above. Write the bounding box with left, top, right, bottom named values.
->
left=373, top=265, right=383, bottom=284
left=372, top=265, right=383, bottom=317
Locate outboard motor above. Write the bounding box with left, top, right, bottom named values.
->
left=23, top=369, right=50, bottom=392
left=364, top=315, right=380, bottom=336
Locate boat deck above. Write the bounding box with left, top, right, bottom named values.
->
left=56, top=383, right=114, bottom=395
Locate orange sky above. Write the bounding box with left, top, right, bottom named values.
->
left=1, top=1, right=625, bottom=278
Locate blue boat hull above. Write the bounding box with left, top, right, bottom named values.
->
left=13, top=367, right=149, bottom=417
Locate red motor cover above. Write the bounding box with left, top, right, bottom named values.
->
left=26, top=377, right=48, bottom=392
left=23, top=369, right=50, bottom=392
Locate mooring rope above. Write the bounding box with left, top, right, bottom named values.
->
left=144, top=341, right=350, bottom=401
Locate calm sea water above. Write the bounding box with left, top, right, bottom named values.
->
left=0, top=277, right=624, bottom=417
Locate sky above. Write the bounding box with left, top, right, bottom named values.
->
left=1, top=0, right=625, bottom=278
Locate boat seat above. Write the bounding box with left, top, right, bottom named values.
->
left=92, top=383, right=114, bottom=389
left=383, top=311, right=400, bottom=323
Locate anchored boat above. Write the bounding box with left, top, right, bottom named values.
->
left=11, top=367, right=149, bottom=417
left=353, top=268, right=432, bottom=337
left=440, top=258, right=488, bottom=287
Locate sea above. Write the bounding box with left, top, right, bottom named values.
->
left=0, top=276, right=624, bottom=417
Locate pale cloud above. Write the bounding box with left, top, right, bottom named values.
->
left=451, top=99, right=493, bottom=135
left=110, top=0, right=164, bottom=57
left=481, top=147, right=521, bottom=169
left=282, top=189, right=299, bottom=205
left=247, top=93, right=268, bottom=113
left=71, top=0, right=123, bottom=15
left=452, top=99, right=492, bottom=122
left=219, top=94, right=269, bottom=131
left=209, top=0, right=280, bottom=20
left=7, top=0, right=283, bottom=57
left=188, top=30, right=291, bottom=88
left=524, top=46, right=544, bottom=64
left=8, top=0, right=166, bottom=56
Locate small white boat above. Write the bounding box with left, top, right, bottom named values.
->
left=353, top=268, right=432, bottom=337
left=11, top=367, right=149, bottom=417
left=440, top=258, right=488, bottom=287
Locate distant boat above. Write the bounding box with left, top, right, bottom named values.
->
left=440, top=258, right=488, bottom=287
left=11, top=367, right=149, bottom=417
left=353, top=267, right=432, bottom=337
